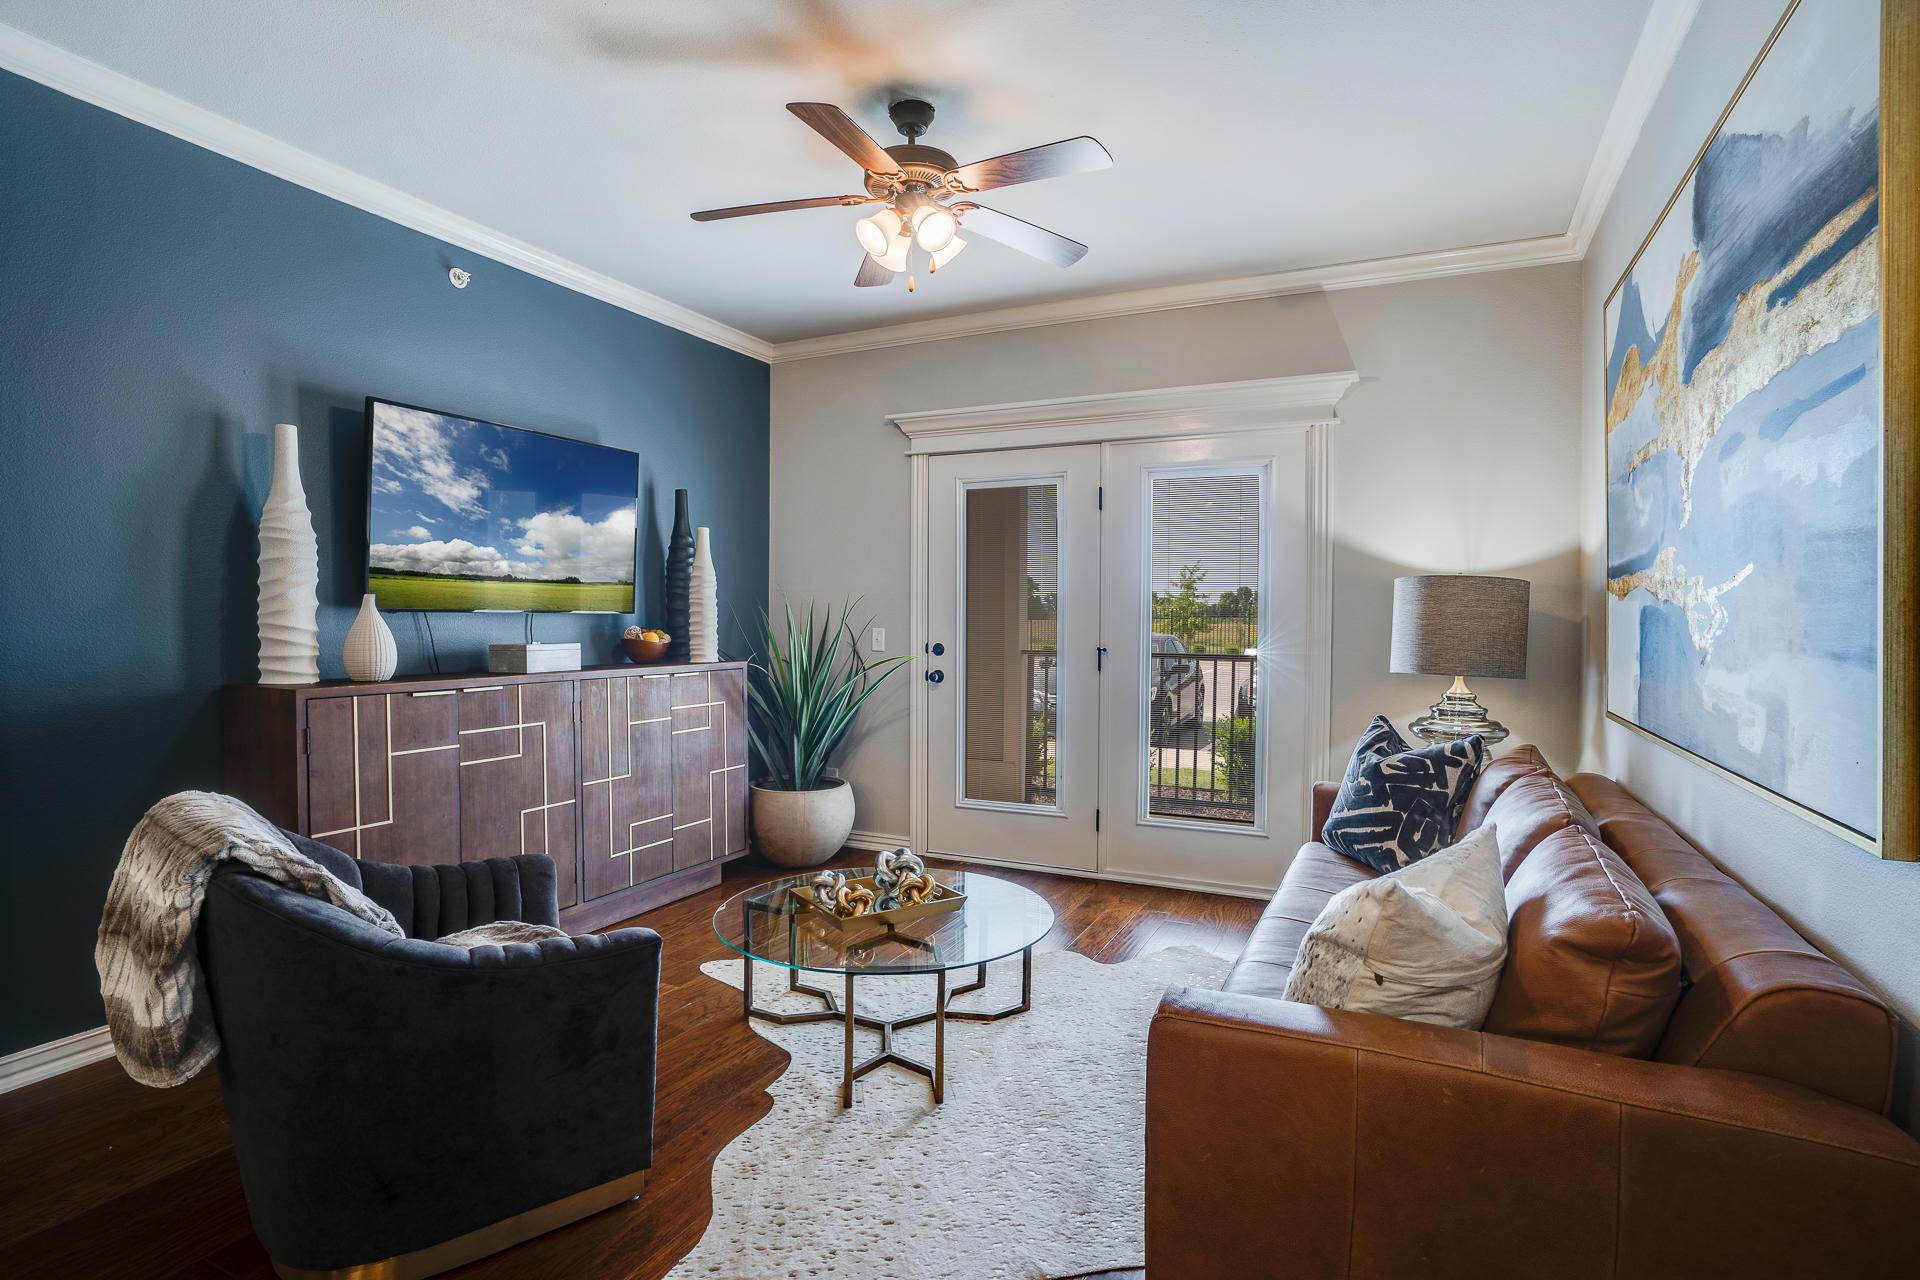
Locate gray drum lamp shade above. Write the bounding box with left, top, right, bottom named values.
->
left=1390, top=575, right=1530, bottom=679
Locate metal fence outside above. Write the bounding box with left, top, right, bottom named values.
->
left=1020, top=649, right=1257, bottom=824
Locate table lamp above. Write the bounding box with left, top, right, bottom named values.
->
left=1389, top=574, right=1529, bottom=745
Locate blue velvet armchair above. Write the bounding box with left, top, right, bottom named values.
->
left=197, top=832, right=661, bottom=1278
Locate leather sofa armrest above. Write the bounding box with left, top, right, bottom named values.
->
left=1310, top=780, right=1338, bottom=842
left=1146, top=986, right=1920, bottom=1279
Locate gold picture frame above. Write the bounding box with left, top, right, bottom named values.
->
left=1601, top=0, right=1917, bottom=860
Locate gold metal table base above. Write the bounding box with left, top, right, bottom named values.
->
left=741, top=946, right=1036, bottom=1107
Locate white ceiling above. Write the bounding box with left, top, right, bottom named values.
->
left=1, top=0, right=1657, bottom=347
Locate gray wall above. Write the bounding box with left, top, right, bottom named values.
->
left=1577, top=0, right=1920, bottom=1129
left=770, top=263, right=1584, bottom=844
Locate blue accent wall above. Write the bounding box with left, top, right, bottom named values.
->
left=0, top=70, right=770, bottom=1057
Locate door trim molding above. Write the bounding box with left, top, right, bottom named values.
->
left=904, top=376, right=1343, bottom=869
left=888, top=372, right=1358, bottom=456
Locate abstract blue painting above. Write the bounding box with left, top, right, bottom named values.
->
left=1604, top=0, right=1882, bottom=841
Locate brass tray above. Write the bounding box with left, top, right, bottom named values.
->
left=788, top=876, right=966, bottom=933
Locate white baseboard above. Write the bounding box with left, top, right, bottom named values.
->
left=0, top=1025, right=115, bottom=1094
left=844, top=828, right=913, bottom=852
left=919, top=848, right=1276, bottom=901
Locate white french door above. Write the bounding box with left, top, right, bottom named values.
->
left=922, top=430, right=1316, bottom=894
left=926, top=447, right=1102, bottom=872
left=1096, top=432, right=1310, bottom=889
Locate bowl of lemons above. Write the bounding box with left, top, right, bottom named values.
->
left=621, top=626, right=671, bottom=664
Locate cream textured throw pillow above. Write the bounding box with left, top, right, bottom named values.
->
left=1282, top=823, right=1509, bottom=1029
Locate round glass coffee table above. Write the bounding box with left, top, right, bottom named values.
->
left=714, top=868, right=1054, bottom=1106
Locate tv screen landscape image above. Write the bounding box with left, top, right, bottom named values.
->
left=365, top=399, right=639, bottom=612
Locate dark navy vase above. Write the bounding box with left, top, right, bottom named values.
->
left=663, top=489, right=694, bottom=663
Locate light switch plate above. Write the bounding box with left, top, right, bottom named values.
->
left=870, top=627, right=886, bottom=651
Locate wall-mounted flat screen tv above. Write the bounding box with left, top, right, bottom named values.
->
left=365, top=398, right=639, bottom=612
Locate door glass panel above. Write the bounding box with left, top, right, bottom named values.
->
left=1147, top=473, right=1260, bottom=824
left=963, top=482, right=1058, bottom=806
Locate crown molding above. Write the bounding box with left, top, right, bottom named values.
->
left=1566, top=0, right=1703, bottom=255
left=889, top=371, right=1359, bottom=455
left=0, top=22, right=777, bottom=363
left=771, top=233, right=1580, bottom=363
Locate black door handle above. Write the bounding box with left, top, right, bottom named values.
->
left=926, top=669, right=945, bottom=684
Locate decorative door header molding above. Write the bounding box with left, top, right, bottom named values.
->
left=887, top=371, right=1360, bottom=455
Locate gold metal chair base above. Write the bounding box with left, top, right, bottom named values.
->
left=269, top=1168, right=647, bottom=1280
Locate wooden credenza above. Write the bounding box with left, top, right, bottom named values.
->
left=222, top=662, right=751, bottom=929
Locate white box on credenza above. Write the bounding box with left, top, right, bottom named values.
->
left=487, top=642, right=582, bottom=674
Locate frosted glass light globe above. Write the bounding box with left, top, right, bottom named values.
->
left=930, top=235, right=968, bottom=270
left=855, top=208, right=903, bottom=258
left=911, top=205, right=959, bottom=253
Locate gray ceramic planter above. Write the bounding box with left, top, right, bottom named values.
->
left=749, top=777, right=856, bottom=868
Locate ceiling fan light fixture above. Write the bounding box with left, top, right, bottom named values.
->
left=871, top=234, right=911, bottom=274
left=929, top=235, right=967, bottom=271
left=911, top=205, right=959, bottom=254
left=854, top=207, right=903, bottom=258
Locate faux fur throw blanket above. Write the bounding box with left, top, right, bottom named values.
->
left=96, top=791, right=564, bottom=1088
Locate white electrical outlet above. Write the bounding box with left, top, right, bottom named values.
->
left=871, top=627, right=886, bottom=651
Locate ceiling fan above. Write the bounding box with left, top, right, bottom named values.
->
left=690, top=98, right=1112, bottom=289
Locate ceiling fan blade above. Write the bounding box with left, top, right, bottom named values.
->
left=956, top=204, right=1088, bottom=267
left=690, top=195, right=869, bottom=221
left=854, top=254, right=895, bottom=287
left=946, top=136, right=1112, bottom=193
left=787, top=103, right=903, bottom=177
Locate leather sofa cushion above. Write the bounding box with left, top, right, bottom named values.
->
left=1568, top=773, right=1898, bottom=1114
left=1483, top=823, right=1683, bottom=1056
left=1482, top=769, right=1603, bottom=880
left=1223, top=842, right=1376, bottom=1000
left=1455, top=744, right=1551, bottom=838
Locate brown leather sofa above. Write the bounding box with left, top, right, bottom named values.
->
left=1146, top=748, right=1920, bottom=1278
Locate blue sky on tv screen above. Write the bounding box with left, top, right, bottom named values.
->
left=368, top=403, right=637, bottom=583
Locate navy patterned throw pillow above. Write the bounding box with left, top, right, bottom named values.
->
left=1322, top=716, right=1489, bottom=873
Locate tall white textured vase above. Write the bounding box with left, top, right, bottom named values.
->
left=257, top=423, right=320, bottom=685
left=343, top=594, right=398, bottom=682
left=690, top=526, right=719, bottom=663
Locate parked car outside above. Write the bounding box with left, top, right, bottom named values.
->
left=1026, top=633, right=1206, bottom=742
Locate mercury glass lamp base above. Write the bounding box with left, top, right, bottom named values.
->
left=1409, top=676, right=1510, bottom=746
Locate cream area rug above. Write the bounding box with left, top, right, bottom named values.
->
left=671, top=944, right=1229, bottom=1280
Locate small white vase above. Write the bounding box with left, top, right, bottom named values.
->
left=690, top=525, right=719, bottom=663
left=258, top=423, right=320, bottom=686
left=343, top=593, right=398, bottom=682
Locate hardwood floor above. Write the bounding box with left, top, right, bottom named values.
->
left=0, top=852, right=1259, bottom=1280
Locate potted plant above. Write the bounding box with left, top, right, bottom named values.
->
left=745, top=599, right=912, bottom=867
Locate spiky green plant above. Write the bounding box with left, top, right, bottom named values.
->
left=744, top=599, right=913, bottom=791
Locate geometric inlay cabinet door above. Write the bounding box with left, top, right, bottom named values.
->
left=458, top=680, right=580, bottom=908
left=670, top=668, right=750, bottom=869
left=225, top=661, right=750, bottom=932
left=306, top=691, right=460, bottom=866
left=579, top=672, right=675, bottom=901
left=718, top=667, right=749, bottom=857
